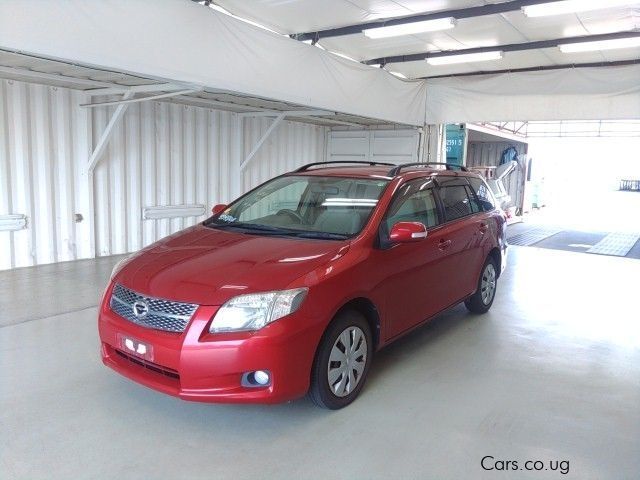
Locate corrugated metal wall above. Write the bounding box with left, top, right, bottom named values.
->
left=0, top=80, right=327, bottom=269
left=0, top=80, right=92, bottom=269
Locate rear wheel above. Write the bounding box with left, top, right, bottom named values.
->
left=465, top=257, right=498, bottom=314
left=309, top=311, right=372, bottom=409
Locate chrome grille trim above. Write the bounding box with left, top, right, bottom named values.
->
left=109, top=284, right=198, bottom=333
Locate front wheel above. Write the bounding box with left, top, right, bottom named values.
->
left=465, top=257, right=498, bottom=314
left=308, top=311, right=373, bottom=409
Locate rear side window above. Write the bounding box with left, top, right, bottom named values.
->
left=385, top=179, right=439, bottom=230
left=468, top=177, right=496, bottom=212
left=439, top=185, right=473, bottom=221
left=465, top=185, right=482, bottom=213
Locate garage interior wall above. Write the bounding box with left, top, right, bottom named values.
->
left=326, top=130, right=420, bottom=165
left=0, top=79, right=327, bottom=270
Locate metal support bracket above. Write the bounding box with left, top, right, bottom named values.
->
left=240, top=113, right=286, bottom=171
left=85, top=86, right=202, bottom=172
left=81, top=88, right=201, bottom=108
left=87, top=91, right=134, bottom=173
left=84, top=82, right=196, bottom=97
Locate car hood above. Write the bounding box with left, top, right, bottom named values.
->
left=114, top=225, right=349, bottom=305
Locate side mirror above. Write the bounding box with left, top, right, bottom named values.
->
left=389, top=222, right=427, bottom=243
left=212, top=203, right=228, bottom=215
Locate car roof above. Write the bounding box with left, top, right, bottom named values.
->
left=288, top=165, right=478, bottom=181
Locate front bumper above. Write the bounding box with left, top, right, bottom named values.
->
left=98, top=285, right=322, bottom=404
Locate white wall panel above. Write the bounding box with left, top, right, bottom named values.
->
left=327, top=130, right=419, bottom=165
left=0, top=80, right=91, bottom=269
left=0, top=80, right=327, bottom=269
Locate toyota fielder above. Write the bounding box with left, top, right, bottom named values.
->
left=99, top=161, right=507, bottom=409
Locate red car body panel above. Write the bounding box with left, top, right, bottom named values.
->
left=99, top=167, right=507, bottom=403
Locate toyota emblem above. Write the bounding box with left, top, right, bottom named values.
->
left=132, top=300, right=150, bottom=318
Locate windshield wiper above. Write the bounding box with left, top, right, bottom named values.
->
left=292, top=232, right=349, bottom=240
left=209, top=222, right=349, bottom=240
left=209, top=222, right=288, bottom=233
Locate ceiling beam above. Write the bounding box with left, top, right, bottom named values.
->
left=308, top=117, right=368, bottom=128
left=467, top=123, right=527, bottom=143
left=366, top=31, right=640, bottom=66
left=168, top=95, right=274, bottom=112
left=0, top=65, right=116, bottom=88
left=84, top=83, right=195, bottom=96
left=422, top=58, right=640, bottom=79
left=239, top=109, right=338, bottom=118
left=292, top=0, right=565, bottom=42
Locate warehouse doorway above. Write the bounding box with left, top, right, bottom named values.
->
left=481, top=121, right=640, bottom=260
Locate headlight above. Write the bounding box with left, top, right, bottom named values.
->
left=110, top=255, right=134, bottom=280
left=209, top=288, right=308, bottom=333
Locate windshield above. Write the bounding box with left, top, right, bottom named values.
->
left=205, top=175, right=389, bottom=239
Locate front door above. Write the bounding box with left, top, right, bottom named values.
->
left=371, top=178, right=454, bottom=339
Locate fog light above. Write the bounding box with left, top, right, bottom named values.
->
left=254, top=370, right=270, bottom=385
left=241, top=370, right=272, bottom=387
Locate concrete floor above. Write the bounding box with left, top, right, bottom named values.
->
left=1, top=247, right=639, bottom=479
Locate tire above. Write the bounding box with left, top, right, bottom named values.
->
left=465, top=256, right=498, bottom=314
left=308, top=310, right=373, bottom=409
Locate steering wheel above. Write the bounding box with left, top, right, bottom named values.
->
left=276, top=209, right=304, bottom=224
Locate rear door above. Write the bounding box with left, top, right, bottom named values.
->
left=433, top=176, right=486, bottom=301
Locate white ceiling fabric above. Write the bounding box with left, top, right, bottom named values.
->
left=0, top=0, right=427, bottom=126
left=217, top=0, right=640, bottom=77
left=425, top=63, right=640, bottom=122
left=0, top=0, right=638, bottom=125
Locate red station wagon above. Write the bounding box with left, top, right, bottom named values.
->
left=99, top=161, right=507, bottom=409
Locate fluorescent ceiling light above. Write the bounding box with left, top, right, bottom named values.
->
left=523, top=0, right=638, bottom=17
left=559, top=36, right=640, bottom=53
left=330, top=50, right=361, bottom=63
left=363, top=17, right=456, bottom=39
left=427, top=51, right=503, bottom=65
left=389, top=71, right=408, bottom=79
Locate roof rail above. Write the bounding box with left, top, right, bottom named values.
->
left=388, top=162, right=468, bottom=176
left=294, top=161, right=396, bottom=172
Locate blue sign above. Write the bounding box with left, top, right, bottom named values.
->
left=445, top=124, right=466, bottom=167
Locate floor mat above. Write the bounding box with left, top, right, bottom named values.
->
left=507, top=227, right=563, bottom=246
left=533, top=230, right=607, bottom=254
left=587, top=232, right=640, bottom=257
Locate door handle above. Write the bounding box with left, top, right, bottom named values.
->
left=479, top=223, right=489, bottom=234
left=438, top=239, right=452, bottom=251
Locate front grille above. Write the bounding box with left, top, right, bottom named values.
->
left=109, top=284, right=198, bottom=333
left=114, top=349, right=180, bottom=380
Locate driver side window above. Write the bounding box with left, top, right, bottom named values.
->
left=385, top=179, right=440, bottom=231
